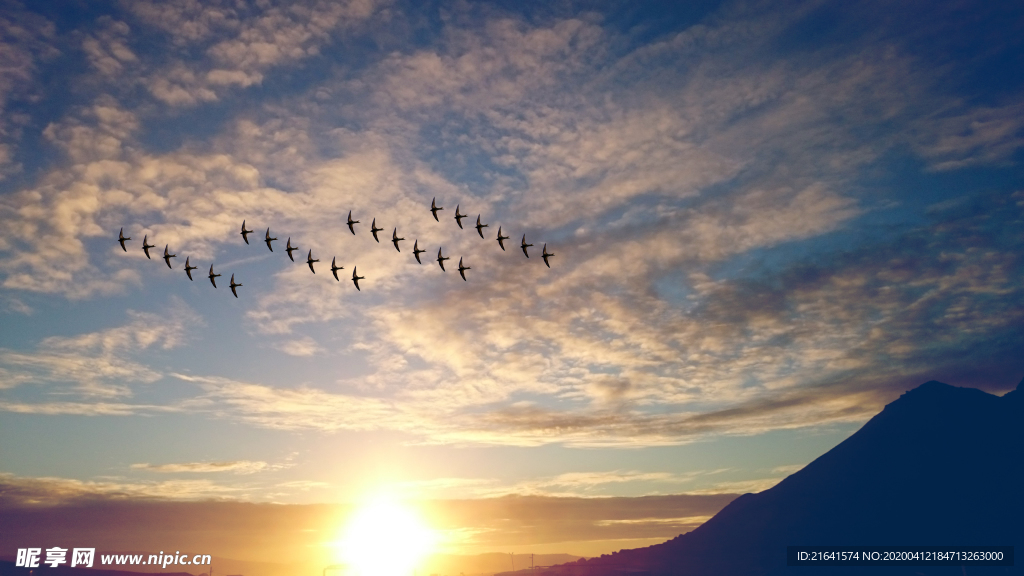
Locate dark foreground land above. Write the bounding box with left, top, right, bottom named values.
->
left=0, top=563, right=197, bottom=576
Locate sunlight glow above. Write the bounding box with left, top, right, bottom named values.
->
left=336, top=495, right=438, bottom=576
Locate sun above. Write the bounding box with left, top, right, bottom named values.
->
left=335, top=494, right=438, bottom=576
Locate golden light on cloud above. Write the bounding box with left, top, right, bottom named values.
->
left=336, top=495, right=438, bottom=576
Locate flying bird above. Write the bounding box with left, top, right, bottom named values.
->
left=475, top=215, right=489, bottom=238
left=454, top=205, right=467, bottom=229
left=265, top=228, right=276, bottom=252
left=208, top=265, right=221, bottom=288
left=306, top=249, right=319, bottom=273
left=183, top=257, right=197, bottom=281
left=142, top=235, right=155, bottom=259
left=240, top=220, right=253, bottom=244
left=331, top=257, right=343, bottom=281
left=437, top=247, right=449, bottom=271
left=521, top=234, right=533, bottom=258
left=351, top=267, right=364, bottom=291
left=371, top=219, right=383, bottom=242
left=392, top=228, right=405, bottom=252
left=347, top=210, right=359, bottom=235
left=285, top=238, right=298, bottom=262
left=229, top=274, right=242, bottom=298
left=430, top=197, right=443, bottom=221
left=458, top=257, right=471, bottom=281
left=118, top=228, right=130, bottom=252
left=412, top=240, right=425, bottom=264
left=542, top=244, right=555, bottom=268
left=496, top=227, right=509, bottom=251
left=162, top=245, right=176, bottom=269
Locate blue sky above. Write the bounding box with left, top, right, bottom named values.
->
left=1, top=0, right=1023, bottom=558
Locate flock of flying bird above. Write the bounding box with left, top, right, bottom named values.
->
left=117, top=197, right=554, bottom=298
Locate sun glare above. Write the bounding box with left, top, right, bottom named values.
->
left=336, top=495, right=438, bottom=576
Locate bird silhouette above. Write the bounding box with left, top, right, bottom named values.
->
left=306, top=249, right=319, bottom=273
left=454, top=205, right=467, bottom=229
left=229, top=274, right=242, bottom=298
left=184, top=257, right=197, bottom=281
left=437, top=247, right=449, bottom=271
left=347, top=210, right=359, bottom=235
left=475, top=215, right=489, bottom=238
left=392, top=228, right=405, bottom=252
left=458, top=257, right=471, bottom=281
left=142, top=235, right=155, bottom=259
left=521, top=234, right=533, bottom=258
left=331, top=257, right=343, bottom=281
left=285, top=238, right=298, bottom=262
left=542, top=244, right=554, bottom=268
left=208, top=265, right=221, bottom=288
left=496, top=227, right=509, bottom=251
left=412, top=240, right=426, bottom=264
left=371, top=219, right=383, bottom=242
left=351, top=267, right=364, bottom=291
left=162, top=245, right=176, bottom=269
left=118, top=228, right=131, bottom=252
left=241, top=220, right=253, bottom=244
left=265, top=228, right=276, bottom=252
left=430, top=197, right=443, bottom=221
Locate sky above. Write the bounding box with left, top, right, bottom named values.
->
left=1, top=0, right=1023, bottom=564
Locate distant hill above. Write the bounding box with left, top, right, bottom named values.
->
left=519, top=380, right=1022, bottom=576
left=0, top=561, right=197, bottom=576
left=423, top=553, right=583, bottom=576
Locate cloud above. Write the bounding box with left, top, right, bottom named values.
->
left=593, top=516, right=714, bottom=527
left=1, top=0, right=1021, bottom=453
left=0, top=471, right=243, bottom=507
left=127, top=0, right=384, bottom=106
left=1, top=98, right=257, bottom=298
left=0, top=304, right=197, bottom=398
left=131, top=460, right=284, bottom=474
left=0, top=399, right=176, bottom=416
left=909, top=103, right=1024, bottom=171
left=0, top=4, right=58, bottom=179
left=384, top=470, right=720, bottom=501
left=175, top=373, right=418, bottom=432
left=0, top=478, right=740, bottom=561
left=419, top=493, right=740, bottom=551
left=275, top=336, right=324, bottom=357
left=120, top=192, right=1017, bottom=449
left=82, top=17, right=138, bottom=77
left=125, top=0, right=240, bottom=46
left=771, top=464, right=805, bottom=475
left=683, top=477, right=787, bottom=495
left=145, top=62, right=218, bottom=106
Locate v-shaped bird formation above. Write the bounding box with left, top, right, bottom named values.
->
left=118, top=196, right=555, bottom=298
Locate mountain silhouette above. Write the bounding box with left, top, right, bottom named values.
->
left=0, top=562, right=198, bottom=576
left=532, top=379, right=1022, bottom=576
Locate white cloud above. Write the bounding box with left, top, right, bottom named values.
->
left=275, top=336, right=324, bottom=357
left=0, top=305, right=197, bottom=397
left=82, top=17, right=138, bottom=77
left=0, top=399, right=176, bottom=416
left=1, top=0, right=1021, bottom=452
left=131, top=460, right=285, bottom=474
left=0, top=6, right=58, bottom=179
left=0, top=471, right=244, bottom=506
left=129, top=0, right=385, bottom=106
left=910, top=103, right=1024, bottom=171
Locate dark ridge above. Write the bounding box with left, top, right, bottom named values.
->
left=1002, top=376, right=1024, bottom=402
